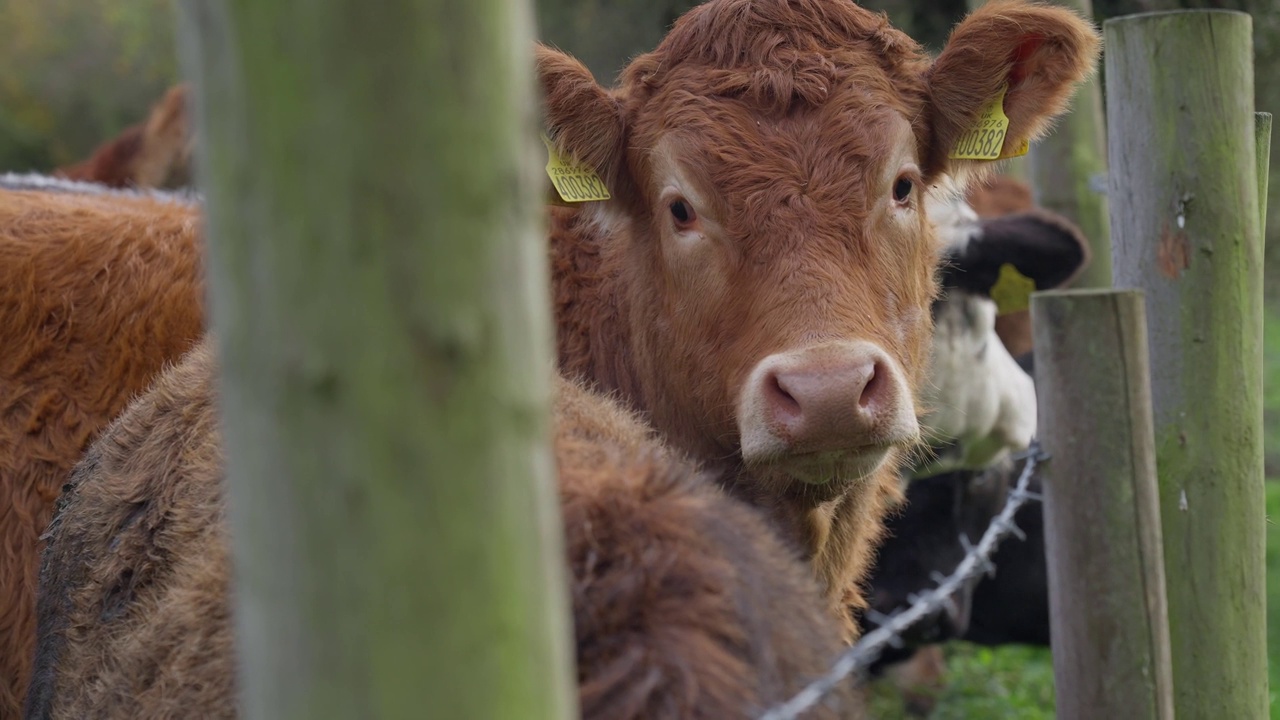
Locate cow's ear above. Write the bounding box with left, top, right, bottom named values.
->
left=536, top=44, right=629, bottom=198
left=942, top=208, right=1090, bottom=296
left=923, top=1, right=1100, bottom=181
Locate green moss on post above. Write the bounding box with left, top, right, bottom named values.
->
left=1106, top=10, right=1266, bottom=719
left=1028, top=0, right=1111, bottom=288
left=177, top=0, right=578, bottom=717
left=1032, top=289, right=1173, bottom=720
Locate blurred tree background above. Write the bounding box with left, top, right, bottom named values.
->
left=0, top=0, right=178, bottom=170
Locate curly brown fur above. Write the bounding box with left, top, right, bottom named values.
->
left=558, top=377, right=860, bottom=719
left=24, top=341, right=230, bottom=720
left=541, top=0, right=1098, bottom=631
left=27, top=342, right=859, bottom=719
left=55, top=84, right=193, bottom=190
left=0, top=187, right=206, bottom=716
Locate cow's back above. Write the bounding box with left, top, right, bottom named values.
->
left=27, top=347, right=857, bottom=719
left=0, top=186, right=206, bottom=716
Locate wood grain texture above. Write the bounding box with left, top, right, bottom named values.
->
left=1032, top=288, right=1173, bottom=720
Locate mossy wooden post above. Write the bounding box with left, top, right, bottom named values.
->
left=1032, top=289, right=1173, bottom=720
left=176, top=0, right=578, bottom=718
left=1106, top=10, right=1267, bottom=718
left=1027, top=0, right=1112, bottom=288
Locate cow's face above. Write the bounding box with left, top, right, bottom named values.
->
left=625, top=79, right=937, bottom=489
left=921, top=198, right=1090, bottom=474
left=539, top=0, right=1099, bottom=492
left=919, top=197, right=1090, bottom=476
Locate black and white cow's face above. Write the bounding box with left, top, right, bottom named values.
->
left=917, top=192, right=1088, bottom=476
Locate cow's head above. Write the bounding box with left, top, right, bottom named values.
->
left=919, top=196, right=1089, bottom=476
left=539, top=0, right=1099, bottom=492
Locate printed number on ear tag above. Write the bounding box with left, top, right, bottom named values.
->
left=949, top=85, right=1029, bottom=161
left=543, top=135, right=611, bottom=203
left=990, top=263, right=1037, bottom=315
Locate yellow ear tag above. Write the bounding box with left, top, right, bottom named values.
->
left=989, top=262, right=1037, bottom=315
left=542, top=135, right=611, bottom=203
left=949, top=84, right=1029, bottom=161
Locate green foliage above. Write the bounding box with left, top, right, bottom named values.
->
left=0, top=0, right=179, bottom=172
left=866, top=643, right=1057, bottom=719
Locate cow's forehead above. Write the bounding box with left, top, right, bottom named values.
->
left=642, top=101, right=916, bottom=215
left=621, top=0, right=930, bottom=123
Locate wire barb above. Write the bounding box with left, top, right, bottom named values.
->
left=757, top=440, right=1047, bottom=720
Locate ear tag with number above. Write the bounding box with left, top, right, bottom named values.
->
left=949, top=84, right=1029, bottom=161
left=989, top=262, right=1037, bottom=315
left=543, top=135, right=611, bottom=203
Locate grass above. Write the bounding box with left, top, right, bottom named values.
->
left=866, top=644, right=1056, bottom=718
left=866, top=304, right=1280, bottom=718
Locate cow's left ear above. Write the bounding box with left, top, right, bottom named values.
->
left=942, top=208, right=1090, bottom=296
left=923, top=1, right=1101, bottom=181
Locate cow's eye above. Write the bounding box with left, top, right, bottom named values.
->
left=893, top=177, right=913, bottom=204
left=670, top=198, right=696, bottom=228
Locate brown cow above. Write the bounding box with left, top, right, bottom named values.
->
left=0, top=182, right=205, bottom=717
left=54, top=84, right=193, bottom=190
left=541, top=0, right=1099, bottom=629
left=25, top=338, right=858, bottom=720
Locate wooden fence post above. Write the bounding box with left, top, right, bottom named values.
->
left=1032, top=289, right=1173, bottom=720
left=1106, top=10, right=1267, bottom=718
left=176, top=0, right=578, bottom=717
left=1024, top=0, right=1112, bottom=289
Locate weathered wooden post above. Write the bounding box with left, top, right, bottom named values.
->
left=1107, top=10, right=1267, bottom=718
left=177, top=0, right=578, bottom=717
left=1032, top=289, right=1173, bottom=720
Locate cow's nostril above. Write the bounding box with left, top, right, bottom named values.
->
left=858, top=362, right=886, bottom=410
left=765, top=371, right=802, bottom=418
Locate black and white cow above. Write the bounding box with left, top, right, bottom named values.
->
left=860, top=192, right=1088, bottom=710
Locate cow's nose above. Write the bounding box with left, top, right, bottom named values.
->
left=738, top=341, right=919, bottom=467
left=761, top=357, right=890, bottom=447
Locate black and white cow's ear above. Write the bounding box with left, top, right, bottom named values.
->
left=940, top=207, right=1090, bottom=298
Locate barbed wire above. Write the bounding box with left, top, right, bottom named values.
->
left=757, top=440, right=1048, bottom=720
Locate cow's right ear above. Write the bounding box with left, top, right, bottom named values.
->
left=923, top=1, right=1100, bottom=183
left=536, top=45, right=629, bottom=197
